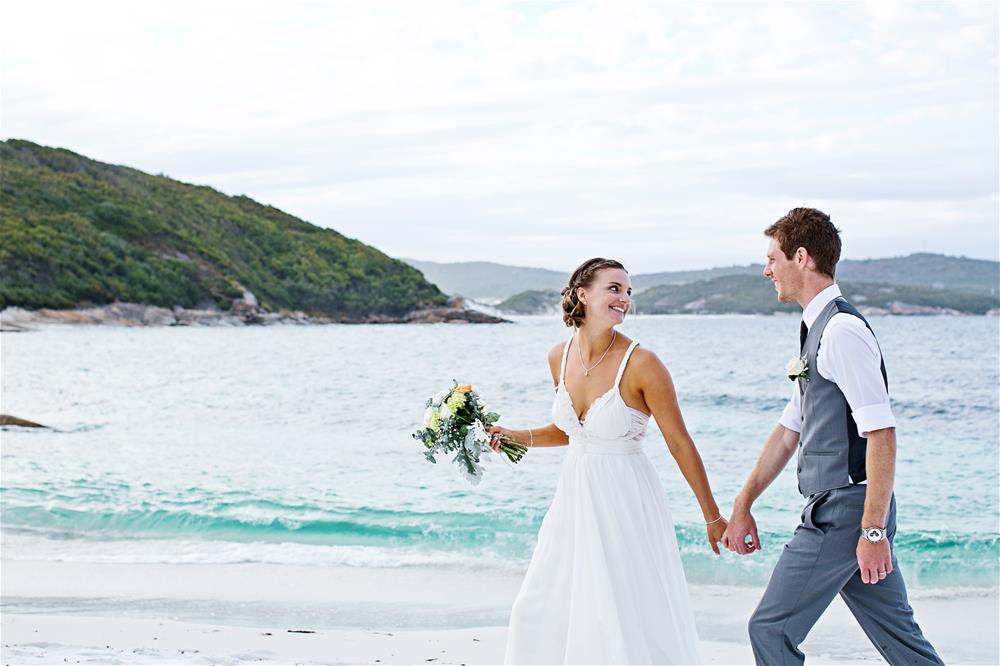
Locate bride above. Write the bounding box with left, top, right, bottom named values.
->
left=489, top=258, right=727, bottom=665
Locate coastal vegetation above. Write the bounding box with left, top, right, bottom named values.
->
left=634, top=276, right=998, bottom=315
left=1, top=140, right=446, bottom=319
left=496, top=275, right=998, bottom=316
left=496, top=289, right=562, bottom=314
left=407, top=255, right=999, bottom=302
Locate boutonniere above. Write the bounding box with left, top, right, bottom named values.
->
left=786, top=355, right=808, bottom=382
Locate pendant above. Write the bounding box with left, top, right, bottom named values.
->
left=584, top=371, right=589, bottom=376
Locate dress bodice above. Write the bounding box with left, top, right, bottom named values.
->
left=551, top=335, right=650, bottom=454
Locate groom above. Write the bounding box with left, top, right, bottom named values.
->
left=722, top=208, right=942, bottom=665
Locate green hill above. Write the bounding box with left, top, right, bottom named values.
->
left=496, top=289, right=562, bottom=314
left=633, top=275, right=998, bottom=315
left=406, top=255, right=998, bottom=301
left=634, top=255, right=999, bottom=294
left=0, top=140, right=446, bottom=319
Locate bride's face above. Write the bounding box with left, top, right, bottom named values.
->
left=579, top=268, right=632, bottom=326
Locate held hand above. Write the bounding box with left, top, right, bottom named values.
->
left=857, top=538, right=893, bottom=584
left=487, top=426, right=513, bottom=453
left=721, top=508, right=761, bottom=555
left=706, top=517, right=728, bottom=556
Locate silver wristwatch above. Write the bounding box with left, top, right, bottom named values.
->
left=861, top=527, right=886, bottom=543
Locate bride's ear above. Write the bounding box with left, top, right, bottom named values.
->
left=577, top=286, right=587, bottom=305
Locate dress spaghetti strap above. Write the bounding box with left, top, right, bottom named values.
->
left=559, top=335, right=573, bottom=384
left=614, top=341, right=640, bottom=388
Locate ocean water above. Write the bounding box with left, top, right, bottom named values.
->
left=2, top=315, right=998, bottom=602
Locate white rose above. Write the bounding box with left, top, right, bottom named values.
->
left=786, top=356, right=807, bottom=377
left=423, top=406, right=436, bottom=428
left=438, top=402, right=452, bottom=418
left=432, top=390, right=449, bottom=406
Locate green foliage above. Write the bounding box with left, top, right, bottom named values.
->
left=633, top=275, right=998, bottom=315
left=0, top=140, right=446, bottom=317
left=409, top=254, right=999, bottom=301
left=634, top=275, right=800, bottom=315
left=496, top=289, right=561, bottom=314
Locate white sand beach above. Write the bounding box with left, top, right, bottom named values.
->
left=2, top=559, right=996, bottom=664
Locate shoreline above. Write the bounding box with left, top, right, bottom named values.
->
left=0, top=300, right=507, bottom=330
left=2, top=560, right=996, bottom=664
left=1, top=304, right=994, bottom=332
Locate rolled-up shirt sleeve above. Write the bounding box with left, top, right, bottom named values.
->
left=820, top=315, right=896, bottom=437
left=779, top=384, right=803, bottom=433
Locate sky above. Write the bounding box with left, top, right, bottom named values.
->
left=2, top=1, right=997, bottom=273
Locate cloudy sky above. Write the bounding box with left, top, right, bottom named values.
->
left=2, top=1, right=997, bottom=273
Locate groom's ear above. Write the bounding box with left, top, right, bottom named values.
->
left=794, top=246, right=811, bottom=270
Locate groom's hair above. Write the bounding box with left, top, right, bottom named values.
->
left=764, top=208, right=842, bottom=278
left=561, top=258, right=627, bottom=328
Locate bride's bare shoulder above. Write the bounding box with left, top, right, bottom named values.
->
left=548, top=339, right=569, bottom=384
left=628, top=346, right=671, bottom=379
left=548, top=340, right=568, bottom=365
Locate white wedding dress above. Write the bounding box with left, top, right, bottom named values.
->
left=503, top=338, right=702, bottom=665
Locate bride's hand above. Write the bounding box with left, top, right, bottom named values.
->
left=487, top=426, right=513, bottom=453
left=706, top=517, right=728, bottom=556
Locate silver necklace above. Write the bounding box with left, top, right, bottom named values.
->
left=577, top=330, right=617, bottom=377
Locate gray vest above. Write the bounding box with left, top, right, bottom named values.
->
left=796, top=298, right=888, bottom=497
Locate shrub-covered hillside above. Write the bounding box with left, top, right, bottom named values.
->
left=0, top=140, right=446, bottom=319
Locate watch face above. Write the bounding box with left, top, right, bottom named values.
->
left=865, top=528, right=883, bottom=541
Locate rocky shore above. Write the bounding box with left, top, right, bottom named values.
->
left=0, top=296, right=506, bottom=331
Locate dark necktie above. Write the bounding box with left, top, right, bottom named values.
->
left=800, top=321, right=808, bottom=352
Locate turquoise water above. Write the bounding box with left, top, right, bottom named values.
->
left=2, top=316, right=998, bottom=591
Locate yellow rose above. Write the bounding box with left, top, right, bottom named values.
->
left=455, top=384, right=473, bottom=394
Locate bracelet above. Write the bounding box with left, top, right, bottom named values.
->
left=528, top=428, right=534, bottom=448
left=705, top=515, right=724, bottom=525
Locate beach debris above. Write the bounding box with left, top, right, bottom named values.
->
left=287, top=629, right=316, bottom=634
left=261, top=632, right=272, bottom=636
left=0, top=414, right=49, bottom=428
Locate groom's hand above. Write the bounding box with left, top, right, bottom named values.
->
left=722, top=507, right=760, bottom=555
left=857, top=539, right=893, bottom=584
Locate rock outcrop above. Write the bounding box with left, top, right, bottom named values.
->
left=0, top=295, right=508, bottom=328
left=0, top=415, right=49, bottom=428
left=402, top=296, right=508, bottom=324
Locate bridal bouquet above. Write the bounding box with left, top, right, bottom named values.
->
left=413, top=382, right=528, bottom=485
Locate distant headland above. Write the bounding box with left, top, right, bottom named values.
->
left=0, top=140, right=502, bottom=327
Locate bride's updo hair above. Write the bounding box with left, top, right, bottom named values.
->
left=561, top=258, right=627, bottom=328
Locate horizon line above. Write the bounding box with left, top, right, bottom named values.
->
left=399, top=251, right=1000, bottom=276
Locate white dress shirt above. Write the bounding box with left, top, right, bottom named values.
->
left=779, top=284, right=896, bottom=438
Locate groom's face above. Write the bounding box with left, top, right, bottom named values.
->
left=763, top=238, right=801, bottom=303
